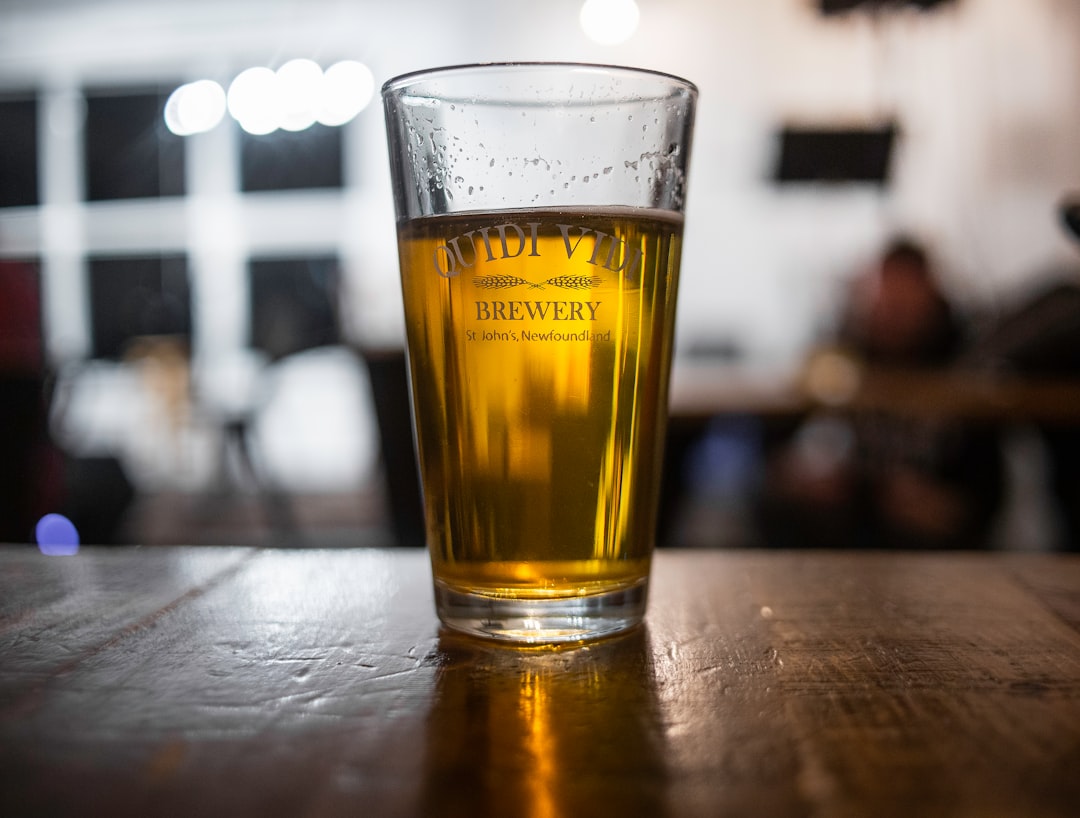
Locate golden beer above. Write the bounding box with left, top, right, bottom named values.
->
left=383, top=61, right=696, bottom=641
left=397, top=205, right=682, bottom=602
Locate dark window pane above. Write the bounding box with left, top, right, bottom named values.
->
left=84, top=88, right=185, bottom=201
left=249, top=256, right=340, bottom=360
left=240, top=125, right=343, bottom=192
left=0, top=95, right=39, bottom=208
left=88, top=255, right=191, bottom=359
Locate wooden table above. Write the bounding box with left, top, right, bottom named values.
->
left=2, top=546, right=1079, bottom=817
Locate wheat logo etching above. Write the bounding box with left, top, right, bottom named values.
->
left=473, top=274, right=603, bottom=291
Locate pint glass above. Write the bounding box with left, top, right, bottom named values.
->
left=382, top=63, right=696, bottom=644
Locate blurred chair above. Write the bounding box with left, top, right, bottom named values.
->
left=196, top=255, right=346, bottom=544
left=970, top=273, right=1080, bottom=551
left=964, top=198, right=1080, bottom=551
left=356, top=347, right=425, bottom=548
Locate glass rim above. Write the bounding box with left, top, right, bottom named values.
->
left=381, top=61, right=698, bottom=99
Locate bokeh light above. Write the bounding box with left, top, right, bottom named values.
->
left=275, top=58, right=323, bottom=132
left=35, top=513, right=80, bottom=556
left=174, top=60, right=375, bottom=136
left=317, top=60, right=375, bottom=126
left=580, top=0, right=640, bottom=45
left=163, top=79, right=226, bottom=136
left=227, top=66, right=281, bottom=135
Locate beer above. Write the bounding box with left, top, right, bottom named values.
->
left=397, top=205, right=682, bottom=601
left=383, top=61, right=696, bottom=641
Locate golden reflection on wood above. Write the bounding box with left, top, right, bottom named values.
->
left=520, top=668, right=556, bottom=818
left=418, top=627, right=667, bottom=818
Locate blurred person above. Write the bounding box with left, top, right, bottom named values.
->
left=759, top=237, right=1003, bottom=550
left=0, top=260, right=62, bottom=542
left=0, top=260, right=133, bottom=545
left=837, top=238, right=960, bottom=365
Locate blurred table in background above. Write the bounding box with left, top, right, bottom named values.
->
left=2, top=545, right=1079, bottom=817
left=669, top=358, right=1080, bottom=423
left=664, top=359, right=1080, bottom=550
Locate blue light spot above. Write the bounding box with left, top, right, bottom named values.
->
left=36, top=514, right=80, bottom=556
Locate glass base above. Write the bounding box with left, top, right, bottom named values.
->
left=434, top=579, right=648, bottom=646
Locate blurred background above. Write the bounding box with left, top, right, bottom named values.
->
left=2, top=0, right=1079, bottom=551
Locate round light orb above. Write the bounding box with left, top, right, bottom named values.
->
left=317, top=60, right=375, bottom=127
left=36, top=513, right=80, bottom=556
left=276, top=58, right=322, bottom=132
left=164, top=79, right=226, bottom=136
left=228, top=66, right=281, bottom=135
left=580, top=0, right=640, bottom=46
